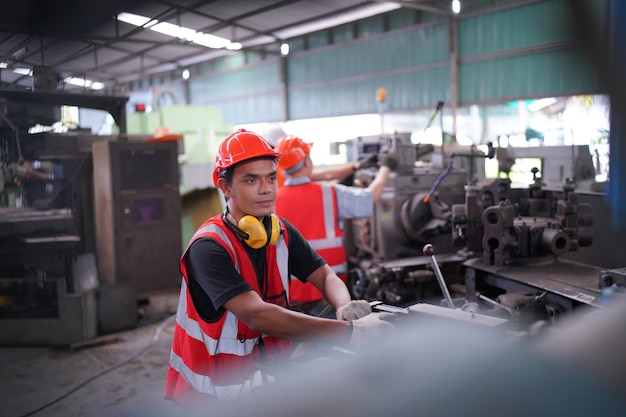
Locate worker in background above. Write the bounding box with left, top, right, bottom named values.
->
left=261, top=124, right=377, bottom=187
left=277, top=152, right=377, bottom=188
left=164, top=129, right=395, bottom=410
left=274, top=135, right=398, bottom=317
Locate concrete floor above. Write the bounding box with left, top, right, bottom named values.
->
left=2, top=292, right=186, bottom=417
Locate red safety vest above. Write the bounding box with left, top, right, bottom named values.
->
left=275, top=181, right=347, bottom=303
left=164, top=215, right=292, bottom=408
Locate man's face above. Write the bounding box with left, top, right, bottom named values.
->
left=219, top=158, right=278, bottom=219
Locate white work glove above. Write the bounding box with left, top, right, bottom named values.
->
left=336, top=300, right=372, bottom=321
left=349, top=312, right=396, bottom=349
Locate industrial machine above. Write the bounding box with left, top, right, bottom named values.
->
left=341, top=129, right=617, bottom=336
left=0, top=89, right=182, bottom=345
left=343, top=134, right=491, bottom=305
left=445, top=174, right=602, bottom=331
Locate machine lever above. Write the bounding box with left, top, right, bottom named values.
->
left=423, top=243, right=456, bottom=309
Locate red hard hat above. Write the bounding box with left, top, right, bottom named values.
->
left=213, top=129, right=282, bottom=185
left=274, top=135, right=313, bottom=171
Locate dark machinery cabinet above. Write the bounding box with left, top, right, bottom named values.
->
left=93, top=140, right=182, bottom=300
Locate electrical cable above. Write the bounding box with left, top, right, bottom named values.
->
left=16, top=313, right=177, bottom=417
left=423, top=157, right=454, bottom=203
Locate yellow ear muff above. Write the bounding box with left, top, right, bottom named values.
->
left=237, top=215, right=267, bottom=249
left=267, top=214, right=280, bottom=246
left=237, top=214, right=281, bottom=249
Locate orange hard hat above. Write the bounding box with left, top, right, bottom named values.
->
left=277, top=168, right=285, bottom=187
left=274, top=135, right=313, bottom=171
left=213, top=129, right=282, bottom=185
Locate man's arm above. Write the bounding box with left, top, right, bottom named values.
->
left=224, top=290, right=352, bottom=345
left=305, top=264, right=352, bottom=310
left=311, top=164, right=355, bottom=182
left=311, top=152, right=380, bottom=183
left=367, top=165, right=391, bottom=203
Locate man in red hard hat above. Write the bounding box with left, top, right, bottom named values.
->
left=165, top=129, right=395, bottom=410
left=274, top=135, right=397, bottom=317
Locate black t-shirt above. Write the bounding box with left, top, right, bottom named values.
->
left=185, top=216, right=326, bottom=322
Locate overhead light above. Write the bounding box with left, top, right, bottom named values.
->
left=451, top=0, right=461, bottom=14
left=117, top=12, right=156, bottom=28
left=280, top=43, right=290, bottom=56
left=150, top=21, right=196, bottom=40
left=14, top=68, right=33, bottom=76
left=117, top=12, right=240, bottom=50
left=191, top=32, right=231, bottom=49
left=64, top=77, right=104, bottom=90
left=0, top=62, right=7, bottom=68
left=273, top=3, right=400, bottom=40
left=182, top=69, right=190, bottom=80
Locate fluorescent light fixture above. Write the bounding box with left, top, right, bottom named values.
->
left=14, top=68, right=32, bottom=76
left=0, top=62, right=7, bottom=69
left=191, top=32, right=231, bottom=48
left=150, top=21, right=197, bottom=40
left=451, top=0, right=461, bottom=14
left=64, top=77, right=104, bottom=90
left=280, top=43, right=290, bottom=56
left=117, top=12, right=240, bottom=50
left=117, top=12, right=156, bottom=28
left=273, top=3, right=400, bottom=40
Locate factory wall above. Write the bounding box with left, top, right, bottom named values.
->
left=458, top=0, right=604, bottom=103
left=125, top=0, right=607, bottom=126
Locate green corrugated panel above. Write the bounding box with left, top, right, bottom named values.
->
left=308, top=31, right=329, bottom=49
left=217, top=90, right=284, bottom=124
left=227, top=54, right=247, bottom=69
left=246, top=50, right=266, bottom=65
left=388, top=9, right=417, bottom=30
left=188, top=62, right=281, bottom=101
left=212, top=54, right=248, bottom=72
left=458, top=0, right=574, bottom=58
left=357, top=15, right=384, bottom=37
left=459, top=47, right=602, bottom=103
left=331, top=24, right=354, bottom=43
left=289, top=37, right=306, bottom=53
left=288, top=24, right=449, bottom=85
left=288, top=66, right=450, bottom=119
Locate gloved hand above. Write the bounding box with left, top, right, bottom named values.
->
left=357, top=153, right=378, bottom=170
left=336, top=300, right=372, bottom=321
left=349, top=312, right=396, bottom=348
left=381, top=153, right=398, bottom=171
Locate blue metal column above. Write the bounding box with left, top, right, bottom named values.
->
left=608, top=0, right=626, bottom=230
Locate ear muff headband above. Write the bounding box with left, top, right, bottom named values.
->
left=223, top=211, right=281, bottom=249
left=266, top=214, right=280, bottom=246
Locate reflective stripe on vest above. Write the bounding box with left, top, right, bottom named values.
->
left=169, top=347, right=273, bottom=401
left=305, top=185, right=347, bottom=274
left=175, top=280, right=257, bottom=355
left=306, top=185, right=341, bottom=250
